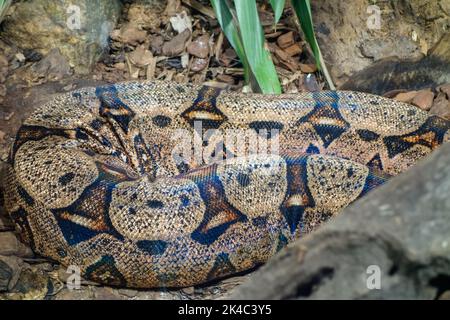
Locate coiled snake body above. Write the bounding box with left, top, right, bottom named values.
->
left=3, top=81, right=449, bottom=288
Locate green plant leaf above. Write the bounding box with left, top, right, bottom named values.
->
left=270, top=0, right=286, bottom=25
left=234, top=0, right=281, bottom=94
left=290, top=0, right=319, bottom=67
left=0, top=0, right=11, bottom=23
left=210, top=0, right=250, bottom=83
left=291, top=0, right=335, bottom=89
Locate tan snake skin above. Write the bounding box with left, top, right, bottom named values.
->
left=3, top=81, right=449, bottom=288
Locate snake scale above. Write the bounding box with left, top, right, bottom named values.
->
left=3, top=81, right=449, bottom=288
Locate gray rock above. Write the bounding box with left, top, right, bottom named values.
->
left=0, top=232, right=33, bottom=257
left=230, top=143, right=450, bottom=299
left=30, top=48, right=72, bottom=81
left=0, top=255, right=23, bottom=291
left=117, top=288, right=139, bottom=298
left=53, top=287, right=94, bottom=300
left=92, top=287, right=122, bottom=300
left=2, top=0, right=122, bottom=74
left=340, top=33, right=450, bottom=94
left=0, top=259, right=12, bottom=291
left=311, top=0, right=450, bottom=86
left=4, top=267, right=50, bottom=299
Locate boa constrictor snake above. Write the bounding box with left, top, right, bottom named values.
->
left=3, top=81, right=449, bottom=288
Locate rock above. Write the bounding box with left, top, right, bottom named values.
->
left=111, top=22, right=147, bottom=46
left=394, top=91, right=418, bottom=103
left=30, top=48, right=71, bottom=82
left=54, top=287, right=93, bottom=300
left=360, top=38, right=419, bottom=62
left=340, top=32, right=450, bottom=95
left=5, top=267, right=50, bottom=300
left=411, top=89, right=435, bottom=111
left=162, top=29, right=191, bottom=57
left=429, top=92, right=450, bottom=119
left=441, top=0, right=450, bottom=15
left=0, top=130, right=5, bottom=143
left=134, top=290, right=180, bottom=300
left=0, top=255, right=23, bottom=291
left=117, top=288, right=138, bottom=298
left=230, top=143, right=450, bottom=299
left=2, top=0, right=122, bottom=74
left=429, top=32, right=450, bottom=62
left=0, top=232, right=33, bottom=257
left=311, top=0, right=450, bottom=86
left=191, top=57, right=208, bottom=72
left=187, top=35, right=210, bottom=59
left=438, top=84, right=450, bottom=99
left=93, top=287, right=122, bottom=300
left=212, top=276, right=250, bottom=296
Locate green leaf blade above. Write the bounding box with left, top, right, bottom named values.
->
left=270, top=0, right=286, bottom=25
left=234, top=0, right=281, bottom=94
left=291, top=0, right=335, bottom=89
left=210, top=0, right=250, bottom=82
left=0, top=0, right=11, bottom=23
left=290, top=0, right=319, bottom=67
